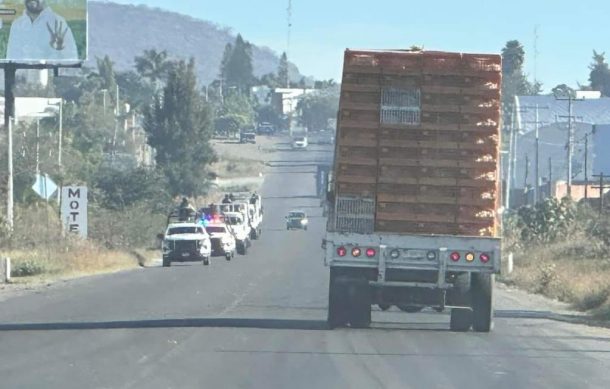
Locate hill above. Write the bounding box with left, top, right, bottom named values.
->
left=88, top=1, right=301, bottom=84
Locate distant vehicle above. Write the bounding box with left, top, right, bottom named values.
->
left=286, top=210, right=308, bottom=230
left=162, top=223, right=212, bottom=267
left=240, top=132, right=256, bottom=144
left=257, top=123, right=276, bottom=135
left=204, top=217, right=237, bottom=261
left=292, top=136, right=308, bottom=149
left=223, top=211, right=251, bottom=255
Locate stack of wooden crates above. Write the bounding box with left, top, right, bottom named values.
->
left=333, top=49, right=502, bottom=237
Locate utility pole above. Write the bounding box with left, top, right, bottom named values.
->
left=593, top=173, right=610, bottom=215
left=35, top=119, right=40, bottom=176
left=4, top=64, right=15, bottom=232
left=7, top=118, right=14, bottom=232
left=556, top=93, right=584, bottom=198
left=584, top=133, right=589, bottom=201
left=548, top=157, right=553, bottom=198
left=524, top=154, right=530, bottom=205
left=112, top=85, right=120, bottom=160
left=286, top=0, right=292, bottom=88
left=58, top=99, right=63, bottom=168
left=520, top=104, right=549, bottom=203
left=505, top=106, right=516, bottom=209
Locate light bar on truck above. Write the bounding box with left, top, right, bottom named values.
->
left=337, top=247, right=347, bottom=257
left=351, top=247, right=362, bottom=257
left=480, top=253, right=490, bottom=263
left=390, top=249, right=400, bottom=259
left=450, top=252, right=461, bottom=262
left=366, top=248, right=376, bottom=258
left=465, top=252, right=475, bottom=262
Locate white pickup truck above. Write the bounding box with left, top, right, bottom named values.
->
left=162, top=223, right=212, bottom=267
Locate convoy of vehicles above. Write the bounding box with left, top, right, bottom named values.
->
left=323, top=49, right=502, bottom=332
left=161, top=192, right=264, bottom=264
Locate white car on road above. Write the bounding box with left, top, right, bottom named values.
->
left=292, top=136, right=308, bottom=149
left=205, top=221, right=237, bottom=261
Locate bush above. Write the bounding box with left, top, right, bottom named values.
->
left=11, top=260, right=49, bottom=277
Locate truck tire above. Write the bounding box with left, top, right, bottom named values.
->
left=345, top=276, right=371, bottom=328
left=162, top=257, right=171, bottom=267
left=225, top=252, right=232, bottom=261
left=450, top=308, right=472, bottom=332
left=328, top=270, right=349, bottom=328
left=471, top=274, right=494, bottom=332
left=202, top=257, right=210, bottom=266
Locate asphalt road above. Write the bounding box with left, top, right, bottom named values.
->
left=1, top=141, right=610, bottom=389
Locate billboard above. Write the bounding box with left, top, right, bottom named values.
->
left=0, top=0, right=87, bottom=63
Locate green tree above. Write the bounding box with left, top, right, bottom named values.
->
left=135, top=49, right=174, bottom=88
left=501, top=40, right=539, bottom=129
left=297, top=91, right=339, bottom=131
left=116, top=70, right=156, bottom=109
left=552, top=84, right=576, bottom=98
left=222, top=34, right=254, bottom=93
left=96, top=55, right=117, bottom=98
left=589, top=50, right=610, bottom=96
left=278, top=52, right=289, bottom=88
left=256, top=104, right=285, bottom=128
left=144, top=59, right=216, bottom=196
left=216, top=92, right=256, bottom=136
left=219, top=43, right=233, bottom=80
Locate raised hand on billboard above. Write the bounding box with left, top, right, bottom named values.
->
left=46, top=20, right=67, bottom=51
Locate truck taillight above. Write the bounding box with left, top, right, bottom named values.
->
left=366, top=248, right=376, bottom=258
left=337, top=247, right=347, bottom=257
left=465, top=252, right=475, bottom=262
left=351, top=247, right=362, bottom=257
left=450, top=252, right=461, bottom=262
left=480, top=253, right=490, bottom=263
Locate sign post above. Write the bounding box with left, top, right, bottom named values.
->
left=61, top=186, right=88, bottom=238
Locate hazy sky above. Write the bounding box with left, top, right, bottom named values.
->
left=106, top=0, right=609, bottom=91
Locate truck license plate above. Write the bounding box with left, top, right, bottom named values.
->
left=405, top=250, right=426, bottom=260
left=181, top=252, right=190, bottom=257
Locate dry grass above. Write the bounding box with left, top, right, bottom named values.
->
left=211, top=156, right=264, bottom=179
left=503, top=242, right=610, bottom=319
left=6, top=239, right=140, bottom=284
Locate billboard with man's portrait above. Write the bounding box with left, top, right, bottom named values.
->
left=0, top=0, right=87, bottom=63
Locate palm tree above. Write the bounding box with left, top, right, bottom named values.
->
left=135, top=49, right=174, bottom=89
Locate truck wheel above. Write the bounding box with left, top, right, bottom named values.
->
left=378, top=304, right=391, bottom=311
left=225, top=252, right=232, bottom=261
left=328, top=270, right=348, bottom=328
left=203, top=257, right=210, bottom=266
left=304, top=226, right=308, bottom=231
left=346, top=276, right=371, bottom=328
left=257, top=228, right=262, bottom=238
left=471, top=274, right=494, bottom=332
left=162, top=257, right=171, bottom=267
left=450, top=308, right=472, bottom=332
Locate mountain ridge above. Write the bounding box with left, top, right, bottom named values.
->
left=88, top=1, right=301, bottom=84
